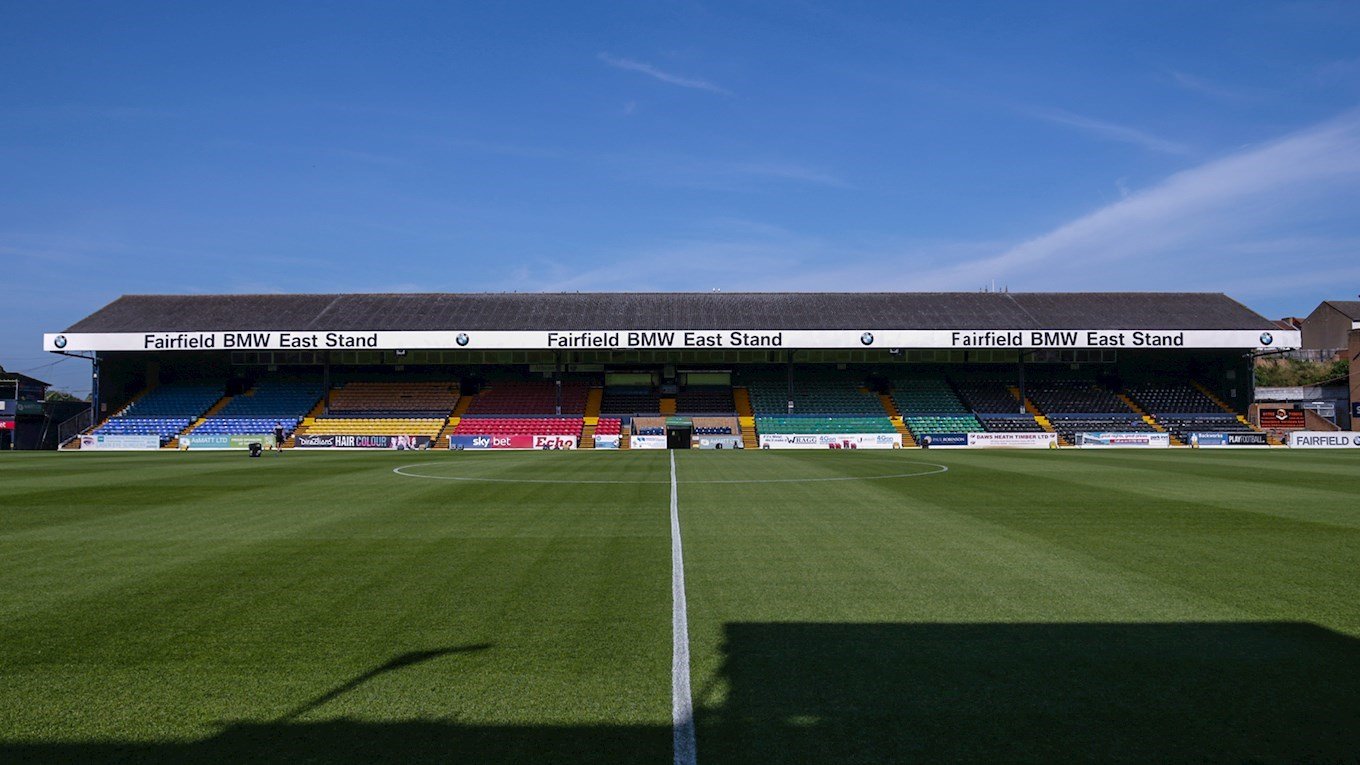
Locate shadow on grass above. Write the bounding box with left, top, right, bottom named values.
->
left=4, top=623, right=1358, bottom=763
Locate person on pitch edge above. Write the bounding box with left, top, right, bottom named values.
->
left=273, top=422, right=285, bottom=455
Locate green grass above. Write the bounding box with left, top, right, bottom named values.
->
left=1, top=449, right=1358, bottom=763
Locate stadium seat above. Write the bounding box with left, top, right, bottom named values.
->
left=93, top=383, right=224, bottom=444
left=466, top=380, right=589, bottom=415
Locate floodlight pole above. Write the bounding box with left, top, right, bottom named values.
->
left=1017, top=352, right=1028, bottom=414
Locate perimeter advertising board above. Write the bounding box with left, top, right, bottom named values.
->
left=594, top=434, right=621, bottom=449
left=1288, top=431, right=1360, bottom=448
left=78, top=434, right=160, bottom=450
left=696, top=436, right=742, bottom=449
left=966, top=432, right=1057, bottom=448
left=758, top=433, right=902, bottom=449
left=447, top=435, right=577, bottom=450
left=918, top=433, right=968, bottom=447
left=180, top=434, right=271, bottom=450
left=295, top=435, right=431, bottom=449
left=1075, top=432, right=1171, bottom=448
left=1189, top=432, right=1269, bottom=447
left=630, top=435, right=668, bottom=449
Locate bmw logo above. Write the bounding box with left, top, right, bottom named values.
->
left=455, top=333, right=470, bottom=347
left=860, top=332, right=874, bottom=346
left=53, top=335, right=67, bottom=349
left=1259, top=332, right=1273, bottom=345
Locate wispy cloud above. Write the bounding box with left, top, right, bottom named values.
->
left=597, top=53, right=731, bottom=95
left=502, top=109, right=1360, bottom=314
left=609, top=154, right=851, bottom=191
left=1027, top=107, right=1194, bottom=156
left=907, top=108, right=1360, bottom=291
left=1168, top=70, right=1252, bottom=101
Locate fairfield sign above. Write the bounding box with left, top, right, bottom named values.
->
left=44, top=327, right=1298, bottom=352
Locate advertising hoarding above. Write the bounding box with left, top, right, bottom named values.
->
left=1075, top=432, right=1171, bottom=448
left=295, top=435, right=432, bottom=449
left=758, top=433, right=902, bottom=449
left=78, top=434, right=161, bottom=450
left=180, top=434, right=271, bottom=450
left=965, top=432, right=1058, bottom=448
left=447, top=435, right=577, bottom=450
left=1288, top=431, right=1360, bottom=448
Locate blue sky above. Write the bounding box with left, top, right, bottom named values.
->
left=4, top=1, right=1360, bottom=394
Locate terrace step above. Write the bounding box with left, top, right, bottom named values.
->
left=584, top=387, right=603, bottom=420
left=878, top=393, right=916, bottom=447
left=659, top=397, right=676, bottom=415
left=180, top=394, right=234, bottom=436
left=733, top=388, right=759, bottom=448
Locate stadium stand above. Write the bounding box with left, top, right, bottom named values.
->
left=747, top=376, right=893, bottom=436
left=1028, top=381, right=1134, bottom=415
left=890, top=378, right=970, bottom=415
left=303, top=417, right=446, bottom=438
left=93, top=383, right=222, bottom=444
left=191, top=380, right=323, bottom=437
left=452, top=417, right=584, bottom=436
left=326, top=381, right=459, bottom=417
left=1046, top=414, right=1156, bottom=443
left=600, top=386, right=661, bottom=415
left=690, top=416, right=739, bottom=435
left=954, top=380, right=1026, bottom=414
left=594, top=417, right=622, bottom=437
left=675, top=386, right=736, bottom=413
left=466, top=380, right=589, bottom=415
left=1156, top=414, right=1257, bottom=443
left=904, top=414, right=985, bottom=437
left=757, top=416, right=896, bottom=435
left=978, top=414, right=1047, bottom=433
left=1125, top=382, right=1224, bottom=414
left=296, top=381, right=459, bottom=439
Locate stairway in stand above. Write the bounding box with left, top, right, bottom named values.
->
left=877, top=392, right=916, bottom=447
left=1010, top=386, right=1064, bottom=445
left=1117, top=392, right=1183, bottom=446
left=733, top=388, right=759, bottom=449
left=1191, top=380, right=1279, bottom=444
left=434, top=392, right=476, bottom=449
left=579, top=387, right=604, bottom=449
left=166, top=392, right=234, bottom=449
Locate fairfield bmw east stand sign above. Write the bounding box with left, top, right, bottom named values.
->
left=44, top=327, right=1296, bottom=352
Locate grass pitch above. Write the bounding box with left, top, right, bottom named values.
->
left=2, top=449, right=1358, bottom=763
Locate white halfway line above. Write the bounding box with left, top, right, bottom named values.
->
left=671, top=450, right=698, bottom=765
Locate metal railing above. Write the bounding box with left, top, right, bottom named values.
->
left=55, top=406, right=93, bottom=447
